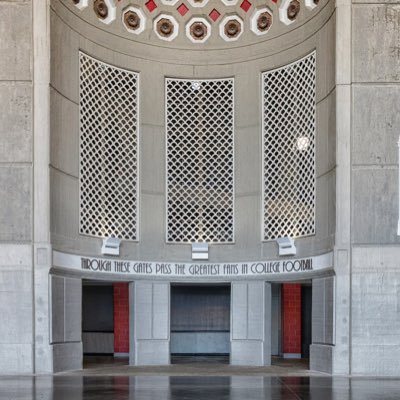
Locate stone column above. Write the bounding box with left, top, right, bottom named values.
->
left=33, top=0, right=53, bottom=373
left=333, top=0, right=352, bottom=376
left=310, top=276, right=334, bottom=373
left=130, top=281, right=170, bottom=365
left=50, top=275, right=82, bottom=372
left=231, top=281, right=271, bottom=366
left=0, top=0, right=34, bottom=374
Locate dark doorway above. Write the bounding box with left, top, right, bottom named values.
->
left=170, top=284, right=231, bottom=362
left=82, top=282, right=114, bottom=355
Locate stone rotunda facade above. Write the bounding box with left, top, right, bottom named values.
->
left=0, top=0, right=399, bottom=375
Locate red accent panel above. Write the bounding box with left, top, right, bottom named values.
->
left=145, top=0, right=157, bottom=12
left=113, top=283, right=129, bottom=353
left=177, top=3, right=189, bottom=16
left=240, top=0, right=252, bottom=12
left=209, top=9, right=221, bottom=22
left=282, top=284, right=301, bottom=354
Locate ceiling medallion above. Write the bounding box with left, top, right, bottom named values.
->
left=279, top=0, right=298, bottom=25
left=251, top=7, right=273, bottom=35
left=154, top=14, right=179, bottom=41
left=287, top=0, right=300, bottom=21
left=93, top=0, right=116, bottom=24
left=186, top=17, right=211, bottom=43
left=219, top=15, right=243, bottom=41
left=94, top=0, right=108, bottom=19
left=122, top=6, right=146, bottom=34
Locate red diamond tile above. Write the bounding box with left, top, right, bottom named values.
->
left=145, top=0, right=157, bottom=12
left=271, top=0, right=278, bottom=3
left=240, top=0, right=251, bottom=12
left=209, top=9, right=221, bottom=22
left=177, top=3, right=189, bottom=16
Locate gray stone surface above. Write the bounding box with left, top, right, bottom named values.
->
left=135, top=341, right=170, bottom=366
left=50, top=276, right=64, bottom=344
left=231, top=282, right=271, bottom=366
left=353, top=5, right=400, bottom=82
left=352, top=169, right=399, bottom=244
left=0, top=2, right=32, bottom=81
left=50, top=168, right=79, bottom=241
left=316, top=90, right=336, bottom=176
left=0, top=166, right=31, bottom=241
left=352, top=85, right=400, bottom=166
left=52, top=342, right=83, bottom=373
left=132, top=282, right=170, bottom=365
left=310, top=344, right=333, bottom=374
left=0, top=245, right=33, bottom=374
left=51, top=275, right=81, bottom=345
left=230, top=341, right=265, bottom=366
left=0, top=344, right=33, bottom=374
left=50, top=9, right=79, bottom=103
left=50, top=88, right=78, bottom=177
left=235, top=126, right=261, bottom=196
left=140, top=124, right=165, bottom=195
left=351, top=246, right=400, bottom=375
left=312, top=276, right=334, bottom=345
left=34, top=246, right=54, bottom=374
left=315, top=12, right=336, bottom=102
left=315, top=171, right=336, bottom=247
left=0, top=83, right=32, bottom=162
left=64, top=278, right=82, bottom=342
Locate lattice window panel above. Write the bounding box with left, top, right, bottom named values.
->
left=262, top=52, right=316, bottom=241
left=79, top=52, right=139, bottom=240
left=166, top=78, right=234, bottom=243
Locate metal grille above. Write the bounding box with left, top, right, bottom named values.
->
left=166, top=78, right=234, bottom=243
left=262, top=52, right=316, bottom=241
left=79, top=52, right=139, bottom=240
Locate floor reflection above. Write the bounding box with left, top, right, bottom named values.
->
left=0, top=375, right=399, bottom=399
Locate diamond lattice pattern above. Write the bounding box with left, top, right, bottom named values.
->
left=166, top=78, right=234, bottom=243
left=263, top=52, right=316, bottom=240
left=79, top=53, right=139, bottom=240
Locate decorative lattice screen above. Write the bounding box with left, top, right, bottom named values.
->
left=262, top=52, right=316, bottom=241
left=166, top=78, right=234, bottom=243
left=79, top=52, right=139, bottom=240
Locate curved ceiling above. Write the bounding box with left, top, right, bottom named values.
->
left=62, top=0, right=328, bottom=50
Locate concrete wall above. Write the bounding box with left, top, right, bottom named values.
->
left=335, top=0, right=400, bottom=376
left=0, top=0, right=34, bottom=374
left=0, top=246, right=33, bottom=374
left=50, top=275, right=82, bottom=372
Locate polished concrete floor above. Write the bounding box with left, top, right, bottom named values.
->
left=0, top=357, right=399, bottom=399
left=1, top=375, right=400, bottom=400
left=80, top=356, right=311, bottom=376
